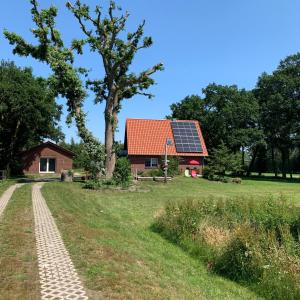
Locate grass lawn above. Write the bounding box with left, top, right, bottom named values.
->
left=40, top=176, right=300, bottom=299
left=0, top=184, right=39, bottom=299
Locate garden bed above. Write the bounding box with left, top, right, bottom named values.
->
left=136, top=176, right=172, bottom=181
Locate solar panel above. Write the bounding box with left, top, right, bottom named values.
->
left=171, top=121, right=203, bottom=153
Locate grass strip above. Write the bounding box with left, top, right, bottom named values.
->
left=0, top=184, right=39, bottom=299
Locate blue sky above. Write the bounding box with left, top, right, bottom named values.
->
left=1, top=0, right=300, bottom=143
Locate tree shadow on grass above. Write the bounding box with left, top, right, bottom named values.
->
left=242, top=175, right=300, bottom=184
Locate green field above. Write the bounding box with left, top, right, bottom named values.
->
left=40, top=176, right=300, bottom=299
left=1, top=176, right=299, bottom=299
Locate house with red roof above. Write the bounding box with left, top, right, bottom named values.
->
left=124, top=119, right=208, bottom=174
left=21, top=141, right=74, bottom=175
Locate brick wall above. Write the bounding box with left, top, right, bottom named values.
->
left=22, top=144, right=73, bottom=174
left=128, top=155, right=204, bottom=175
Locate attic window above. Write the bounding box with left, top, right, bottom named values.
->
left=145, top=158, right=158, bottom=168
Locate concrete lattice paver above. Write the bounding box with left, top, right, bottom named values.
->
left=0, top=183, right=24, bottom=217
left=32, top=183, right=88, bottom=300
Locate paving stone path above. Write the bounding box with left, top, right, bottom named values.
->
left=0, top=183, right=23, bottom=217
left=32, top=183, right=88, bottom=300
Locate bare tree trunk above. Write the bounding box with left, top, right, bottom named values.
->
left=104, top=94, right=118, bottom=179
left=6, top=119, right=21, bottom=175
left=242, top=146, right=245, bottom=167
left=246, top=146, right=258, bottom=177
left=281, top=148, right=288, bottom=179
left=288, top=152, right=292, bottom=179
left=105, top=117, right=116, bottom=179
left=271, top=147, right=278, bottom=177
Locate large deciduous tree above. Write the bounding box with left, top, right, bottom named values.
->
left=66, top=1, right=163, bottom=177
left=168, top=84, right=263, bottom=164
left=255, top=53, right=300, bottom=178
left=0, top=61, right=62, bottom=174
left=5, top=0, right=163, bottom=178
left=4, top=0, right=102, bottom=174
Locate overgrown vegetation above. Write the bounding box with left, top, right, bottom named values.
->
left=153, top=195, right=300, bottom=299
left=113, top=157, right=131, bottom=188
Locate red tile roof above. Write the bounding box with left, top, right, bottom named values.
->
left=125, top=119, right=208, bottom=156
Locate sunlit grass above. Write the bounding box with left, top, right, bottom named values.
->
left=0, top=184, right=39, bottom=299
left=39, top=176, right=299, bottom=299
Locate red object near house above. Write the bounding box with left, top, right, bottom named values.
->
left=21, top=141, right=75, bottom=175
left=191, top=169, right=198, bottom=177
left=124, top=119, right=208, bottom=174
left=189, top=159, right=200, bottom=165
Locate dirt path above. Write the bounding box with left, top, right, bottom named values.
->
left=32, top=183, right=88, bottom=300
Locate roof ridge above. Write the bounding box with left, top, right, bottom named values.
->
left=126, top=118, right=170, bottom=121
left=126, top=118, right=199, bottom=122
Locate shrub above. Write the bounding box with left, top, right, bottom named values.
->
left=81, top=141, right=105, bottom=179
left=166, top=156, right=180, bottom=176
left=231, top=177, right=242, bottom=184
left=83, top=179, right=103, bottom=190
left=202, top=169, right=234, bottom=183
left=113, top=157, right=131, bottom=187
left=83, top=178, right=116, bottom=190
left=67, top=169, right=74, bottom=177
left=153, top=196, right=300, bottom=299
left=204, top=144, right=243, bottom=180
left=142, top=168, right=164, bottom=177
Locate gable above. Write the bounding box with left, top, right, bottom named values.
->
left=21, top=142, right=75, bottom=159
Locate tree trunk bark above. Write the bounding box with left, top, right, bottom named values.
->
left=6, top=119, right=21, bottom=175
left=104, top=114, right=116, bottom=179
left=281, top=148, right=288, bottom=179
left=104, top=93, right=118, bottom=179
left=242, top=146, right=245, bottom=167
left=271, top=147, right=278, bottom=177
left=288, top=152, right=292, bottom=178
left=246, top=146, right=258, bottom=177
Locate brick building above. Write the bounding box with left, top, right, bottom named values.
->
left=124, top=119, right=208, bottom=174
left=21, top=141, right=74, bottom=175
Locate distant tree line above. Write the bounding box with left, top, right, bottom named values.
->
left=168, top=53, right=300, bottom=178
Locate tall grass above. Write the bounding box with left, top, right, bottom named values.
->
left=153, top=196, right=300, bottom=300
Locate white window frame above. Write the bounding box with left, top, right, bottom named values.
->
left=145, top=158, right=158, bottom=168
left=39, top=157, right=56, bottom=173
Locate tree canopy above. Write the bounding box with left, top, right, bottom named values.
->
left=254, top=53, right=300, bottom=177
left=168, top=52, right=300, bottom=178
left=0, top=61, right=62, bottom=174
left=4, top=0, right=163, bottom=178
left=168, top=84, right=262, bottom=156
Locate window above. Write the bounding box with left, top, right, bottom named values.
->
left=145, top=158, right=158, bottom=168
left=39, top=158, right=56, bottom=173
